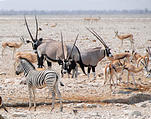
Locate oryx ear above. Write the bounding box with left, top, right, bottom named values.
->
left=146, top=48, right=149, bottom=53
left=26, top=40, right=32, bottom=43
left=58, top=57, right=63, bottom=65
left=39, top=38, right=43, bottom=41
left=125, top=50, right=129, bottom=53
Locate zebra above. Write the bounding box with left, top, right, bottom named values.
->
left=15, top=58, right=63, bottom=111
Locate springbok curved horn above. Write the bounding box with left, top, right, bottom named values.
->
left=20, top=36, right=24, bottom=42
left=86, top=27, right=108, bottom=48
left=67, top=34, right=79, bottom=60
left=24, top=16, right=35, bottom=42
left=35, top=16, right=38, bottom=40
left=20, top=36, right=26, bottom=44
left=61, top=32, right=65, bottom=60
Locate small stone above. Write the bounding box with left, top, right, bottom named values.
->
left=148, top=100, right=151, bottom=103
left=131, top=111, right=142, bottom=117
left=7, top=97, right=12, bottom=101
left=140, top=103, right=147, bottom=108
left=86, top=104, right=97, bottom=108
left=74, top=103, right=84, bottom=108
left=12, top=112, right=27, bottom=117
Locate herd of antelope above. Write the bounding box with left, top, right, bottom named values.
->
left=1, top=16, right=151, bottom=112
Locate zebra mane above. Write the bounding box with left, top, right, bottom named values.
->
left=20, top=58, right=36, bottom=69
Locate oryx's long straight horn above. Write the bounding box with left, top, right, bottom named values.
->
left=90, top=28, right=107, bottom=47
left=24, top=16, right=34, bottom=41
left=61, top=32, right=65, bottom=60
left=67, top=34, right=79, bottom=60
left=86, top=27, right=108, bottom=48
left=35, top=16, right=38, bottom=40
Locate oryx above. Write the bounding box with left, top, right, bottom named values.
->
left=63, top=28, right=113, bottom=79
left=83, top=28, right=113, bottom=79
left=24, top=16, right=86, bottom=77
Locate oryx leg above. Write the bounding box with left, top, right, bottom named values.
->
left=75, top=65, right=78, bottom=78
left=92, top=66, right=96, bottom=80
left=47, top=61, right=52, bottom=69
left=72, top=65, right=78, bottom=78
left=72, top=68, right=75, bottom=78
left=87, top=66, right=91, bottom=78
left=37, top=55, right=44, bottom=68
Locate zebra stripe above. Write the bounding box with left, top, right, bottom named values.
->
left=16, top=58, right=63, bottom=111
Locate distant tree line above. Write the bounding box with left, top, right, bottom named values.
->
left=0, top=9, right=150, bottom=15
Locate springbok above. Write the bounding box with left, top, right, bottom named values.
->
left=131, top=50, right=149, bottom=72
left=108, top=52, right=132, bottom=63
left=104, top=59, right=125, bottom=90
left=123, top=62, right=144, bottom=86
left=114, top=31, right=134, bottom=50
left=146, top=47, right=151, bottom=60
left=104, top=59, right=146, bottom=89
left=24, top=16, right=86, bottom=77
left=14, top=52, right=37, bottom=70
left=1, top=36, right=26, bottom=58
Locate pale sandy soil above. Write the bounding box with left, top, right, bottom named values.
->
left=0, top=14, right=151, bottom=119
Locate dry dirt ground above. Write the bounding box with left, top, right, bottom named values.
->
left=0, top=15, right=151, bottom=119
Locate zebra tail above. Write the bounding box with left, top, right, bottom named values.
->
left=60, top=82, right=64, bottom=86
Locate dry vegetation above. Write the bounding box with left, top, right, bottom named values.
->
left=0, top=15, right=151, bottom=119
